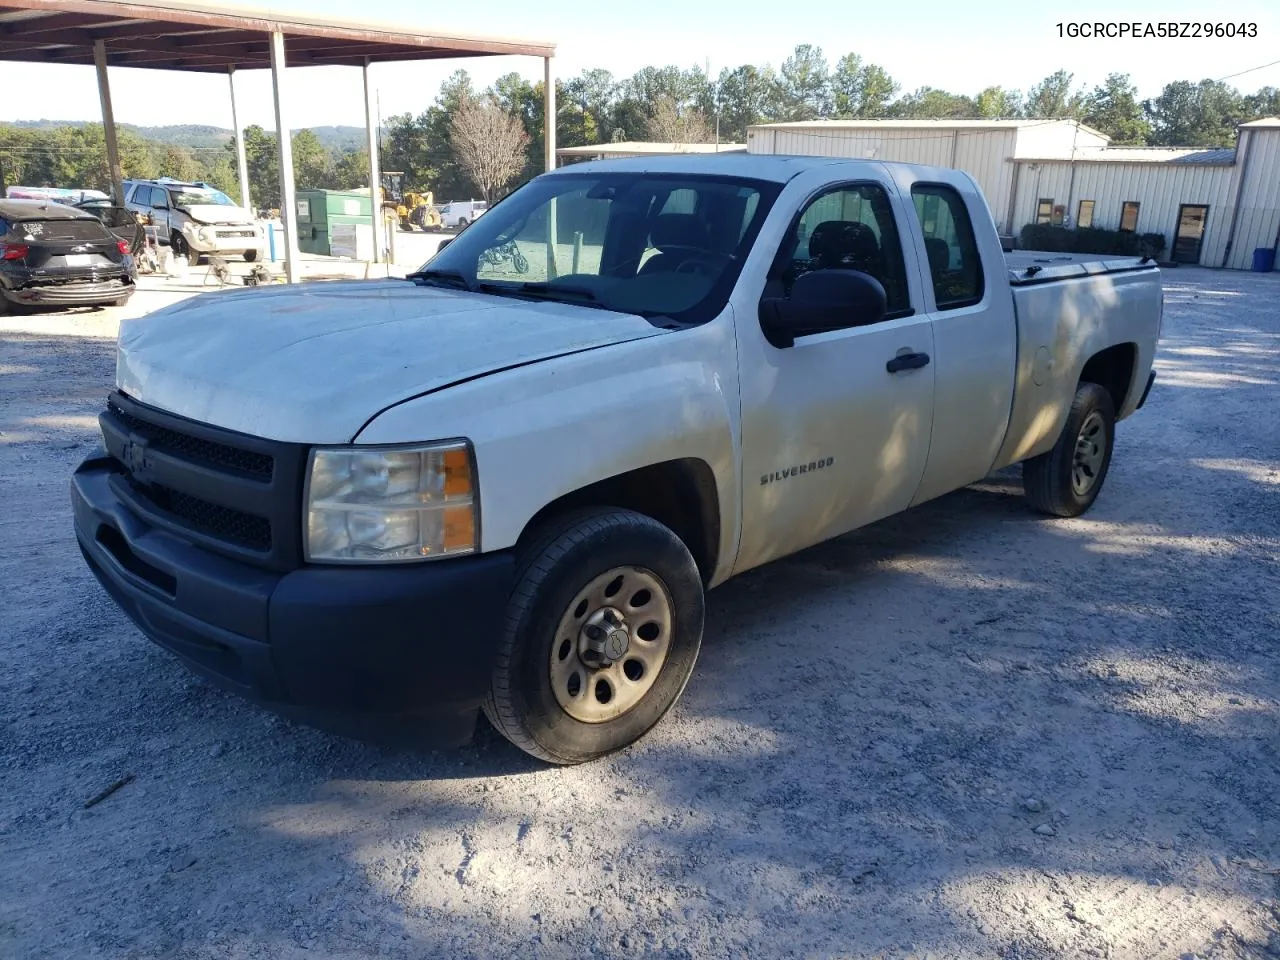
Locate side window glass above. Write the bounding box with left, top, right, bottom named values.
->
left=150, top=187, right=169, bottom=208
left=773, top=182, right=911, bottom=317
left=911, top=184, right=984, bottom=310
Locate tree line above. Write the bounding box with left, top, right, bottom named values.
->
left=3, top=44, right=1277, bottom=208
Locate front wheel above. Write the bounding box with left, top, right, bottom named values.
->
left=243, top=250, right=258, bottom=263
left=483, top=508, right=705, bottom=765
left=170, top=231, right=188, bottom=258
left=1023, top=382, right=1116, bottom=517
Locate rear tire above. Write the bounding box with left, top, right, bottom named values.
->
left=1023, top=382, right=1116, bottom=517
left=483, top=508, right=704, bottom=765
left=243, top=250, right=258, bottom=263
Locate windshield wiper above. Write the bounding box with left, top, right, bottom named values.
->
left=405, top=268, right=475, bottom=292
left=506, top=281, right=599, bottom=303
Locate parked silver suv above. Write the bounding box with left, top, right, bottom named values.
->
left=123, top=178, right=265, bottom=262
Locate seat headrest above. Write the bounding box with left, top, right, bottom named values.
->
left=808, top=220, right=881, bottom=268
left=650, top=213, right=709, bottom=250
left=924, top=236, right=951, bottom=273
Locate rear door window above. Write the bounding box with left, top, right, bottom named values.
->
left=149, top=187, right=170, bottom=208
left=910, top=183, right=984, bottom=310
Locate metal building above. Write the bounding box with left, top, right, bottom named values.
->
left=747, top=117, right=1280, bottom=270
left=746, top=119, right=1109, bottom=232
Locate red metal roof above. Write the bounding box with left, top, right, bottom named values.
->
left=0, top=0, right=555, bottom=72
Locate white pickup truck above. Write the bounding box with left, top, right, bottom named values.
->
left=72, top=156, right=1161, bottom=764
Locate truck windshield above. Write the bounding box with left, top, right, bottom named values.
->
left=416, top=172, right=781, bottom=325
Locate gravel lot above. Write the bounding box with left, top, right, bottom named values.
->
left=2, top=267, right=1278, bottom=960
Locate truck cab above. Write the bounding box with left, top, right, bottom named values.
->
left=73, top=156, right=1161, bottom=764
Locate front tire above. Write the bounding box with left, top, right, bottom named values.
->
left=170, top=231, right=188, bottom=258
left=243, top=250, right=258, bottom=263
left=483, top=508, right=704, bottom=765
left=1023, top=382, right=1116, bottom=517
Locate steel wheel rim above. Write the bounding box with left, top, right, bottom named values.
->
left=549, top=566, right=674, bottom=724
left=1072, top=410, right=1107, bottom=496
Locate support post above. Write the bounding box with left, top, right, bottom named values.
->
left=269, top=31, right=300, bottom=284
left=228, top=66, right=251, bottom=211
left=544, top=56, right=556, bottom=172
left=363, top=59, right=383, bottom=264
left=93, top=40, right=125, bottom=204
left=544, top=56, right=558, bottom=276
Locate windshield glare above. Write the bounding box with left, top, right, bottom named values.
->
left=172, top=188, right=235, bottom=208
left=421, top=172, right=779, bottom=324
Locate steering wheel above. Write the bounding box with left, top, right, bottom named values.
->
left=672, top=250, right=733, bottom=276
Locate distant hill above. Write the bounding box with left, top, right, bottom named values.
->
left=5, top=120, right=368, bottom=152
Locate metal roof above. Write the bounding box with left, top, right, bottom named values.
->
left=1240, top=117, right=1280, bottom=128
left=752, top=118, right=1110, bottom=135
left=1016, top=147, right=1238, bottom=165
left=0, top=0, right=555, bottom=72
left=556, top=141, right=747, bottom=156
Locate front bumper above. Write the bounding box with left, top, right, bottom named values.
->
left=183, top=225, right=266, bottom=255
left=72, top=452, right=514, bottom=746
left=2, top=276, right=132, bottom=306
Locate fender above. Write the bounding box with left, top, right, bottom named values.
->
left=356, top=312, right=745, bottom=587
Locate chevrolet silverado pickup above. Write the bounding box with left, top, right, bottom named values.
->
left=72, top=156, right=1162, bottom=764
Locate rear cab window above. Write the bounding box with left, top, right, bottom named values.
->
left=910, top=183, right=984, bottom=310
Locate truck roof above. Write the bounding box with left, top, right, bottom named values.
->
left=547, top=153, right=906, bottom=184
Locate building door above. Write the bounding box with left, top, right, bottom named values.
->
left=1173, top=205, right=1209, bottom=264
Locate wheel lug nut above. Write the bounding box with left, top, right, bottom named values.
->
left=585, top=625, right=604, bottom=641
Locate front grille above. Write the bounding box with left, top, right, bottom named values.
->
left=130, top=479, right=272, bottom=551
left=108, top=399, right=273, bottom=481
left=101, top=392, right=308, bottom=571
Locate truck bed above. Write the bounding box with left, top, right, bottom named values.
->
left=991, top=250, right=1162, bottom=471
left=1004, top=250, right=1157, bottom=285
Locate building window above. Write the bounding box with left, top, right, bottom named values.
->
left=1036, top=199, right=1054, bottom=225
left=1119, top=201, right=1140, bottom=232
left=911, top=183, right=985, bottom=310
left=1051, top=204, right=1065, bottom=226
left=1077, top=200, right=1095, bottom=230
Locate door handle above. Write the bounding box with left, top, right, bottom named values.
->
left=886, top=352, right=931, bottom=374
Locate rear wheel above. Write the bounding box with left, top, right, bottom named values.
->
left=483, top=508, right=705, bottom=765
left=457, top=217, right=469, bottom=228
left=1023, top=382, right=1116, bottom=517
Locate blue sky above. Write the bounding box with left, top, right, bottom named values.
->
left=1, top=0, right=1277, bottom=130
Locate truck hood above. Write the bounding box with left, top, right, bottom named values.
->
left=180, top=204, right=256, bottom=225
left=116, top=279, right=665, bottom=443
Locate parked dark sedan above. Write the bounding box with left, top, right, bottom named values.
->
left=0, top=199, right=135, bottom=312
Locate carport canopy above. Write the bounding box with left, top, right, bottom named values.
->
left=0, top=0, right=557, bottom=281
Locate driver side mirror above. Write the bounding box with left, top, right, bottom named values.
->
left=758, top=269, right=887, bottom=349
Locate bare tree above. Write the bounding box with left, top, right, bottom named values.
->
left=645, top=95, right=715, bottom=144
left=449, top=95, right=529, bottom=202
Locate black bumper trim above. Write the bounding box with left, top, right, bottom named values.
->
left=1136, top=369, right=1156, bottom=410
left=73, top=458, right=515, bottom=746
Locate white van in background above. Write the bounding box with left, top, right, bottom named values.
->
left=438, top=200, right=488, bottom=229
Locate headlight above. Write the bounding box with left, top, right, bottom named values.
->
left=304, top=441, right=477, bottom=563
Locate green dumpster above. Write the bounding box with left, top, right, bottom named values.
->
left=295, top=189, right=374, bottom=258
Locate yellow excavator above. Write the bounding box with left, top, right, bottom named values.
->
left=380, top=172, right=441, bottom=232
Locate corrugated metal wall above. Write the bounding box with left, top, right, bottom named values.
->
left=747, top=121, right=1280, bottom=270
left=1227, top=129, right=1280, bottom=270
left=1010, top=160, right=1238, bottom=265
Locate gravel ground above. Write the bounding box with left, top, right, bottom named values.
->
left=1, top=267, right=1278, bottom=960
